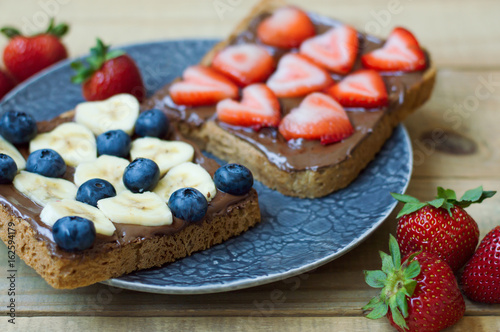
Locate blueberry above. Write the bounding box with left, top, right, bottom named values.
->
left=52, top=216, right=96, bottom=251
left=76, top=178, right=116, bottom=207
left=0, top=110, right=37, bottom=144
left=0, top=154, right=17, bottom=184
left=96, top=129, right=131, bottom=158
left=134, top=109, right=169, bottom=138
left=168, top=187, right=208, bottom=222
left=123, top=158, right=160, bottom=193
left=214, top=163, right=253, bottom=195
left=26, top=149, right=66, bottom=178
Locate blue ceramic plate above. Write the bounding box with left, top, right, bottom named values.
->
left=0, top=40, right=412, bottom=294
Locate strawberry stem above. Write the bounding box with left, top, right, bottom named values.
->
left=71, top=38, right=125, bottom=84
left=363, top=235, right=421, bottom=331
left=1, top=18, right=68, bottom=39
left=391, top=186, right=496, bottom=218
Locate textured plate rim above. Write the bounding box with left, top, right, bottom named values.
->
left=1, top=39, right=413, bottom=295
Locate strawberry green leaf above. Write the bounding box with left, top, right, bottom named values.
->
left=0, top=27, right=21, bottom=39
left=396, top=291, right=409, bottom=318
left=404, top=279, right=417, bottom=297
left=364, top=270, right=387, bottom=288
left=403, top=260, right=421, bottom=279
left=389, top=301, right=408, bottom=330
left=389, top=235, right=401, bottom=270
left=391, top=192, right=420, bottom=204
left=105, top=49, right=125, bottom=61
left=457, top=186, right=496, bottom=208
left=396, top=202, right=427, bottom=218
left=380, top=251, right=394, bottom=274
left=437, top=187, right=456, bottom=200
left=365, top=302, right=389, bottom=320
left=427, top=198, right=445, bottom=208
left=363, top=296, right=382, bottom=310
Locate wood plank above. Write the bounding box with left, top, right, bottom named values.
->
left=0, top=0, right=500, bottom=69
left=4, top=316, right=500, bottom=332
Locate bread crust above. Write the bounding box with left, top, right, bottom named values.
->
left=0, top=190, right=260, bottom=289
left=181, top=0, right=437, bottom=198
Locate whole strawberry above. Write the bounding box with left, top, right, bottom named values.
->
left=1, top=19, right=68, bottom=82
left=364, top=235, right=465, bottom=332
left=462, top=226, right=500, bottom=303
left=391, top=186, right=496, bottom=272
left=0, top=68, right=16, bottom=100
left=71, top=39, right=145, bottom=102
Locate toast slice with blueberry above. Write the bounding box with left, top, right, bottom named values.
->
left=0, top=96, right=260, bottom=289
left=145, top=0, right=436, bottom=198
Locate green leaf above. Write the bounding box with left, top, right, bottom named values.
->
left=380, top=251, right=394, bottom=274
left=365, top=302, right=389, bottom=320
left=364, top=270, right=387, bottom=288
left=396, top=202, right=427, bottom=218
left=363, top=296, right=382, bottom=310
left=427, top=198, right=445, bottom=208
left=404, top=279, right=417, bottom=297
left=391, top=192, right=420, bottom=204
left=389, top=235, right=401, bottom=270
left=105, top=49, right=126, bottom=61
left=396, top=291, right=409, bottom=318
left=436, top=187, right=456, bottom=200
left=0, top=27, right=21, bottom=39
left=403, top=260, right=421, bottom=280
left=50, top=22, right=69, bottom=38
left=389, top=301, right=408, bottom=330
left=460, top=186, right=483, bottom=202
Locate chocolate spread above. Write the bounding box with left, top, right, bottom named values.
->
left=145, top=12, right=430, bottom=172
left=0, top=115, right=255, bottom=259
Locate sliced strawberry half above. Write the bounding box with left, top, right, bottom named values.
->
left=279, top=92, right=354, bottom=145
left=327, top=69, right=388, bottom=108
left=266, top=53, right=333, bottom=98
left=169, top=65, right=239, bottom=107
left=361, top=27, right=426, bottom=72
left=299, top=25, right=358, bottom=75
left=211, top=43, right=275, bottom=87
left=216, top=83, right=280, bottom=129
left=257, top=6, right=316, bottom=49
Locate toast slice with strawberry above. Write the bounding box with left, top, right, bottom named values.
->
left=145, top=0, right=436, bottom=198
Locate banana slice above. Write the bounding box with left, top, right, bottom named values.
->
left=13, top=171, right=77, bottom=207
left=98, top=191, right=172, bottom=226
left=29, top=122, right=97, bottom=167
left=0, top=135, right=26, bottom=170
left=74, top=155, right=129, bottom=193
left=75, top=94, right=139, bottom=135
left=40, top=199, right=116, bottom=236
left=130, top=137, right=194, bottom=176
left=154, top=162, right=216, bottom=202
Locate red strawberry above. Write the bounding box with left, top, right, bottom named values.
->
left=327, top=69, right=388, bottom=108
left=0, top=69, right=16, bottom=100
left=1, top=19, right=68, bottom=82
left=169, top=65, right=239, bottom=107
left=216, top=83, right=280, bottom=129
left=299, top=25, right=358, bottom=75
left=71, top=39, right=145, bottom=102
left=364, top=235, right=465, bottom=332
left=361, top=27, right=426, bottom=72
left=211, top=43, right=275, bottom=87
left=392, top=186, right=496, bottom=272
left=256, top=6, right=315, bottom=49
left=278, top=92, right=353, bottom=144
left=266, top=53, right=332, bottom=98
left=462, top=226, right=500, bottom=304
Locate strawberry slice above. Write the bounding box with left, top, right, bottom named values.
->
left=266, top=54, right=333, bottom=98
left=216, top=83, right=280, bottom=129
left=299, top=25, right=358, bottom=75
left=327, top=69, right=388, bottom=108
left=256, top=6, right=316, bottom=49
left=361, top=27, right=426, bottom=72
left=278, top=92, right=354, bottom=144
left=211, top=43, right=275, bottom=87
left=169, top=65, right=239, bottom=107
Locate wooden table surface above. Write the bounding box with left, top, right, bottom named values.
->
left=1, top=0, right=500, bottom=331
